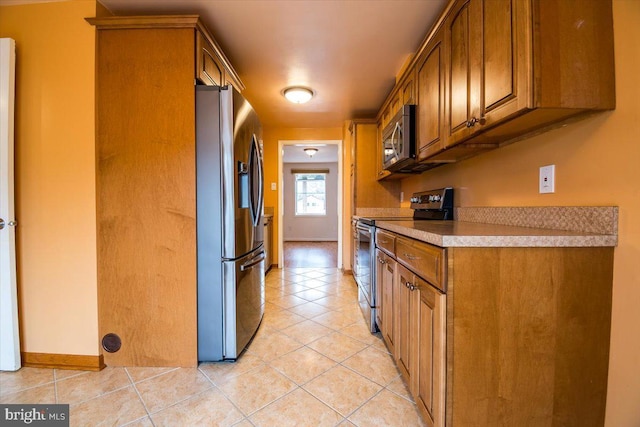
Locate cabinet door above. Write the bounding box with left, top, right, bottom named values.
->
left=396, top=264, right=419, bottom=392
left=402, top=69, right=416, bottom=105
left=445, top=0, right=481, bottom=146
left=196, top=32, right=223, bottom=86
left=381, top=254, right=397, bottom=354
left=446, top=0, right=530, bottom=147
left=479, top=0, right=530, bottom=126
left=415, top=275, right=446, bottom=427
left=375, top=249, right=384, bottom=330
left=417, top=28, right=446, bottom=161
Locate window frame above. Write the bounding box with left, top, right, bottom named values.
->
left=293, top=172, right=327, bottom=216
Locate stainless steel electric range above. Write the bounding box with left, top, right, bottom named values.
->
left=353, top=187, right=454, bottom=332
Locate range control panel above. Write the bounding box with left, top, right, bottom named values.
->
left=410, top=187, right=454, bottom=211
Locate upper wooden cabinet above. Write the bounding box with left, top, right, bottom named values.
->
left=445, top=0, right=532, bottom=147
left=196, top=32, right=223, bottom=86
left=416, top=26, right=446, bottom=161
left=380, top=0, right=615, bottom=172
left=442, top=0, right=615, bottom=148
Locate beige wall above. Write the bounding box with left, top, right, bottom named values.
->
left=400, top=1, right=640, bottom=425
left=0, top=1, right=99, bottom=356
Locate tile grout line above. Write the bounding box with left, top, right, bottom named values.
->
left=197, top=365, right=250, bottom=422
left=123, top=367, right=156, bottom=426
left=266, top=270, right=404, bottom=423
left=53, top=369, right=58, bottom=404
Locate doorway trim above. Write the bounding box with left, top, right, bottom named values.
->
left=277, top=139, right=343, bottom=269
left=0, top=38, right=20, bottom=371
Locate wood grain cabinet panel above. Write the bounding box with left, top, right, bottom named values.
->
left=377, top=251, right=397, bottom=354
left=415, top=273, right=446, bottom=427
left=350, top=120, right=400, bottom=208
left=446, top=247, right=614, bottom=426
left=416, top=28, right=446, bottom=162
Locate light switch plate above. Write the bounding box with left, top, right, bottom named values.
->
left=539, top=165, right=555, bottom=194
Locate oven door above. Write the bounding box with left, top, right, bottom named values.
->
left=354, top=223, right=371, bottom=293
left=354, top=222, right=376, bottom=332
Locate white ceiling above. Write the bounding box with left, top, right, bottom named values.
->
left=2, top=0, right=446, bottom=128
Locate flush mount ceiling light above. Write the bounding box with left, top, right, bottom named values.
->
left=304, top=147, right=319, bottom=157
left=283, top=86, right=314, bottom=104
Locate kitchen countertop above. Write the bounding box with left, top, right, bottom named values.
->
left=375, top=219, right=618, bottom=248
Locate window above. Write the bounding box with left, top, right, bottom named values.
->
left=295, top=173, right=326, bottom=215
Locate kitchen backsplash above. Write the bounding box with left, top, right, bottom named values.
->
left=455, top=206, right=618, bottom=235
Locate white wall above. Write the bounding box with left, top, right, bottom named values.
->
left=283, top=162, right=339, bottom=241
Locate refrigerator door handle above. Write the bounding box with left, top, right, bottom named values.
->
left=240, top=251, right=265, bottom=272
left=248, top=134, right=263, bottom=227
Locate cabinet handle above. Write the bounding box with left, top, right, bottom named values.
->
left=378, top=257, right=386, bottom=264
left=401, top=278, right=417, bottom=291
left=404, top=253, right=421, bottom=261
left=466, top=116, right=486, bottom=128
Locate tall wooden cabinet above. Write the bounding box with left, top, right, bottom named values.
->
left=87, top=16, right=244, bottom=367
left=349, top=120, right=399, bottom=210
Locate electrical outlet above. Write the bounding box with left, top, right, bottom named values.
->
left=539, top=165, right=555, bottom=194
left=270, top=182, right=277, bottom=191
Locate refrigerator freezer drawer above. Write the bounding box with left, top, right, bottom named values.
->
left=198, top=247, right=265, bottom=361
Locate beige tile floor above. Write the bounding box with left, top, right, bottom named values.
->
left=0, top=268, right=425, bottom=427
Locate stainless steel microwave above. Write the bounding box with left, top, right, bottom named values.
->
left=382, top=105, right=416, bottom=172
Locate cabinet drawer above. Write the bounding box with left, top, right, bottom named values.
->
left=396, top=237, right=445, bottom=291
left=376, top=229, right=395, bottom=256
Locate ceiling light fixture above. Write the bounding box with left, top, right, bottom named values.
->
left=304, top=147, right=319, bottom=157
left=283, top=86, right=314, bottom=104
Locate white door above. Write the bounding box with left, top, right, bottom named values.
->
left=0, top=38, right=20, bottom=371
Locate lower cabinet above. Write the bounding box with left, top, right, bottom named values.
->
left=414, top=271, right=446, bottom=427
left=396, top=261, right=446, bottom=427
left=375, top=231, right=614, bottom=426
left=377, top=235, right=446, bottom=427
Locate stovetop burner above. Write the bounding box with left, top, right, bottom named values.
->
left=357, top=187, right=454, bottom=225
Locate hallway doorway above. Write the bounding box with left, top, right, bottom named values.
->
left=277, top=140, right=343, bottom=269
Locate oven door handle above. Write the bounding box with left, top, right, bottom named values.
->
left=356, top=224, right=372, bottom=233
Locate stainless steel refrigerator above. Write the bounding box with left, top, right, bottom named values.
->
left=196, top=85, right=265, bottom=361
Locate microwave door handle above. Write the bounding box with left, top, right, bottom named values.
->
left=391, top=122, right=401, bottom=157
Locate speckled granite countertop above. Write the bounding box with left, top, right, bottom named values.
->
left=358, top=206, right=618, bottom=248
left=375, top=220, right=617, bottom=248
